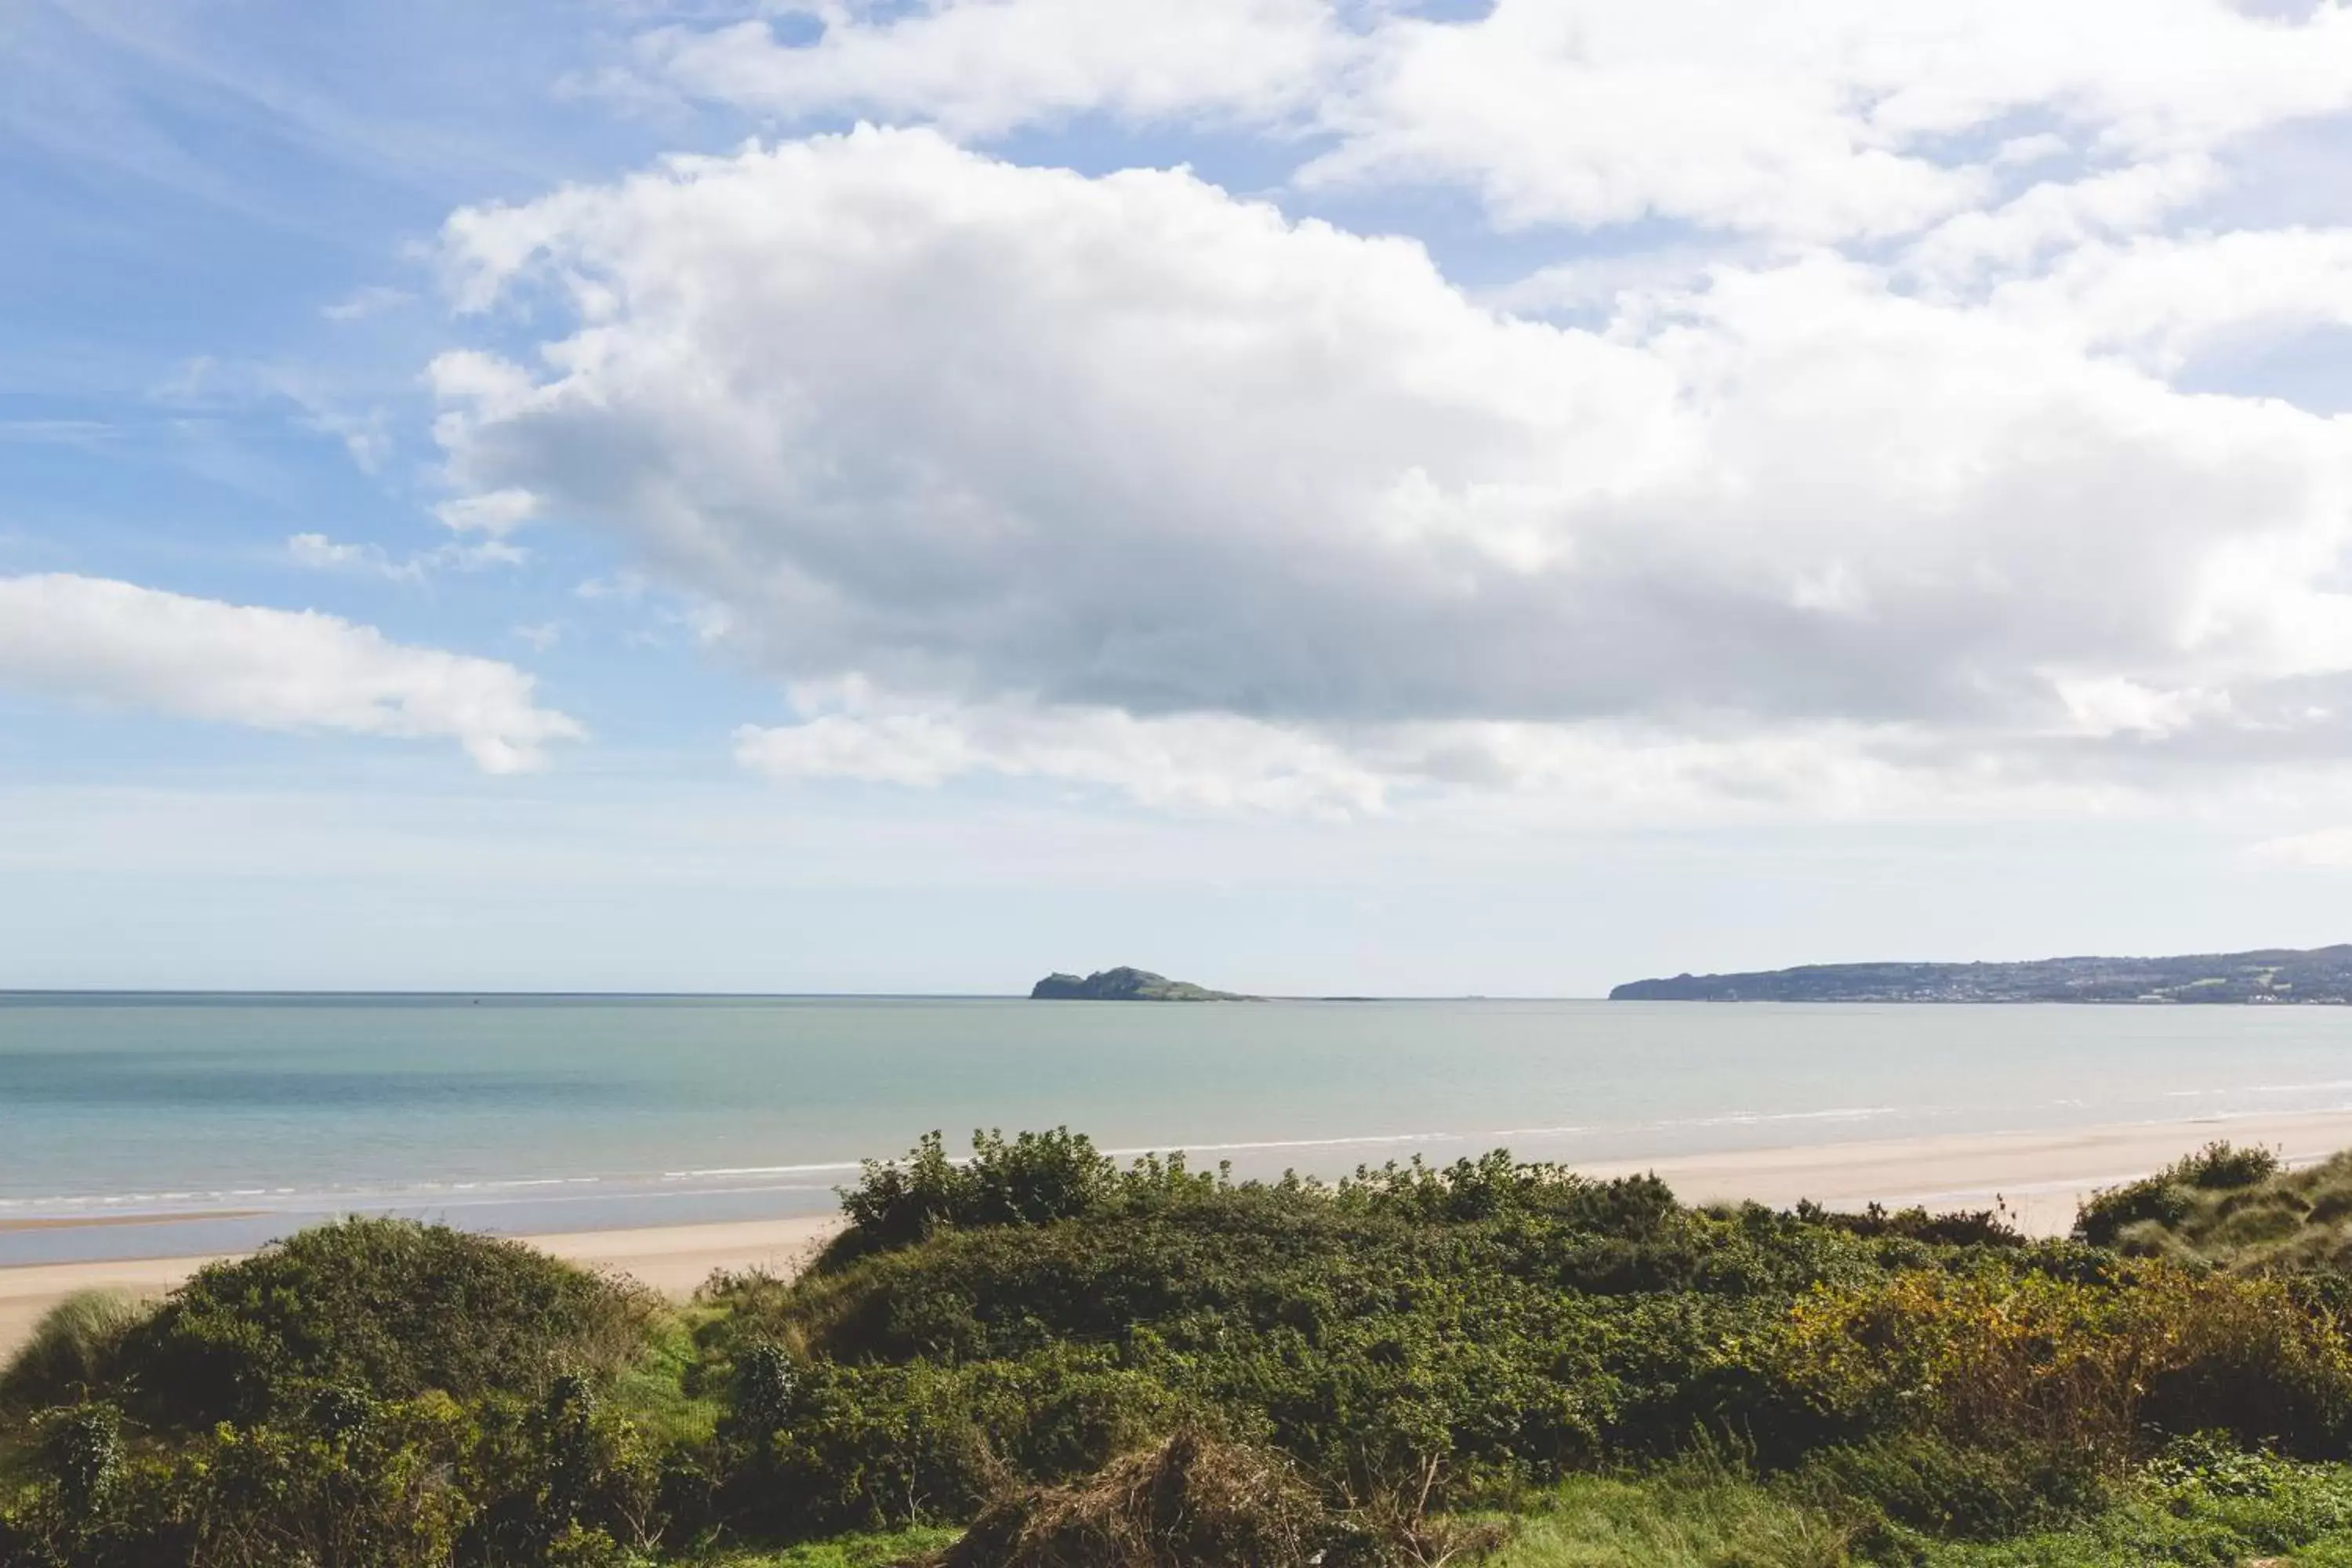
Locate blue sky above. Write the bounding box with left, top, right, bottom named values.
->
left=6, top=0, right=2352, bottom=993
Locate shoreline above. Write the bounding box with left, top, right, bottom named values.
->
left=10, top=1107, right=2352, bottom=1363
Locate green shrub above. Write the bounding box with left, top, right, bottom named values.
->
left=2173, top=1141, right=2281, bottom=1190
left=827, top=1130, right=1232, bottom=1266
left=113, top=1218, right=658, bottom=1425
left=710, top=1345, right=1185, bottom=1538
left=1911, top=1439, right=2352, bottom=1565
left=2073, top=1177, right=2197, bottom=1250
left=461, top=1374, right=666, bottom=1563
left=24, top=1131, right=2352, bottom=1566
left=1335, top=1152, right=1677, bottom=1236
left=1792, top=1201, right=2025, bottom=1250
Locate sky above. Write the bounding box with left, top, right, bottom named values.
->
left=6, top=0, right=2352, bottom=995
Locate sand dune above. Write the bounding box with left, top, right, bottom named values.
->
left=11, top=1110, right=2352, bottom=1364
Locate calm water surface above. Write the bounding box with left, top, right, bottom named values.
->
left=4, top=995, right=2349, bottom=1261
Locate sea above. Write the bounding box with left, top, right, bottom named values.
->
left=5, top=993, right=2351, bottom=1265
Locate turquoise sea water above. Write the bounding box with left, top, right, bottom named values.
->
left=4, top=994, right=2350, bottom=1264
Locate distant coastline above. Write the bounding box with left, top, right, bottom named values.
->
left=1611, top=943, right=2352, bottom=1004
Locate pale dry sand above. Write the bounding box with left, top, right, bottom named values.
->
left=9, top=1109, right=2352, bottom=1365
left=0, top=1214, right=840, bottom=1367
left=1575, top=1108, right=2352, bottom=1236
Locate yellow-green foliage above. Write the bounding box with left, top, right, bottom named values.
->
left=1771, top=1263, right=2352, bottom=1457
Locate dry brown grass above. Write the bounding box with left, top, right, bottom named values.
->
left=934, top=1428, right=1326, bottom=1568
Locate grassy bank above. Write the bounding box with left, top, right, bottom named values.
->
left=9, top=1130, right=2352, bottom=1566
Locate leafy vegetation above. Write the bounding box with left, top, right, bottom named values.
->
left=11, top=1127, right=2352, bottom=1565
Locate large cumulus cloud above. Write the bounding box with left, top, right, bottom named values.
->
left=430, top=126, right=2352, bottom=812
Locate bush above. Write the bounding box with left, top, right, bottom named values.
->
left=111, top=1218, right=658, bottom=1425
left=460, top=1374, right=666, bottom=1563
left=1766, top=1263, right=2352, bottom=1461
left=710, top=1345, right=1185, bottom=1538
left=1792, top=1200, right=2025, bottom=1250
left=1336, top=1152, right=1677, bottom=1236
left=829, top=1130, right=1229, bottom=1266
left=24, top=1130, right=2352, bottom=1566
left=2174, top=1140, right=2281, bottom=1190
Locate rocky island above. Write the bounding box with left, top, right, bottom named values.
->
left=1610, top=943, right=2352, bottom=1004
left=1029, top=967, right=1254, bottom=1001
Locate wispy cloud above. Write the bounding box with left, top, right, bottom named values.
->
left=321, top=285, right=415, bottom=322
left=288, top=532, right=526, bottom=582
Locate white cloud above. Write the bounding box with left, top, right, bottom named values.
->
left=1308, top=1, right=2352, bottom=243
left=737, top=681, right=1388, bottom=817
left=290, top=532, right=417, bottom=580
left=1986, top=227, right=2352, bottom=375
left=634, top=0, right=1342, bottom=139
left=734, top=681, right=2177, bottom=825
left=2251, top=826, right=2352, bottom=868
left=634, top=1, right=2352, bottom=248
left=0, top=574, right=582, bottom=772
left=321, top=284, right=414, bottom=322
left=434, top=487, right=541, bottom=535
left=416, top=91, right=2352, bottom=817
left=288, top=532, right=527, bottom=580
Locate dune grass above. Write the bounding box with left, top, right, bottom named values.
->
left=0, top=1288, right=146, bottom=1414
left=1484, top=1472, right=1849, bottom=1568
left=2073, top=1140, right=2352, bottom=1272
left=688, top=1526, right=960, bottom=1566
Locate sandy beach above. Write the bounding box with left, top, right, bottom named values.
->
left=9, top=1108, right=2352, bottom=1364
left=1577, top=1107, right=2352, bottom=1236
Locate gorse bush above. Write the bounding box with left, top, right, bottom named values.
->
left=1769, top=1263, right=2352, bottom=1459
left=827, top=1128, right=1226, bottom=1265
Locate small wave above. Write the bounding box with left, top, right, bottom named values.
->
left=1649, top=1106, right=1904, bottom=1130
left=658, top=1162, right=866, bottom=1180
left=1103, top=1131, right=1465, bottom=1158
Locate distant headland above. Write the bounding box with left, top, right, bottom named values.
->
left=1610, top=944, right=2352, bottom=1004
left=1029, top=967, right=1254, bottom=1001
